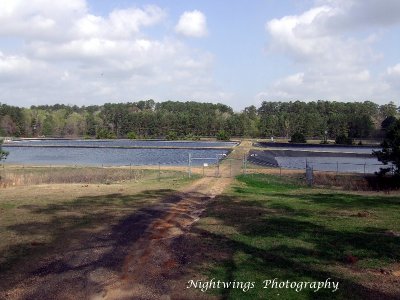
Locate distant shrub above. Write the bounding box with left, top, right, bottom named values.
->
left=216, top=130, right=230, bottom=141
left=96, top=129, right=116, bottom=139
left=127, top=131, right=138, bottom=140
left=166, top=131, right=178, bottom=140
left=185, top=133, right=200, bottom=141
left=335, top=134, right=353, bottom=145
left=290, top=132, right=306, bottom=143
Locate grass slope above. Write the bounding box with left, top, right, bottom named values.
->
left=193, top=174, right=400, bottom=299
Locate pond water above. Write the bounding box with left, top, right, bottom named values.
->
left=275, top=156, right=387, bottom=174
left=267, top=146, right=378, bottom=154
left=3, top=140, right=233, bottom=166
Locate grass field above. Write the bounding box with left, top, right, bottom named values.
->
left=0, top=171, right=194, bottom=275
left=1, top=167, right=399, bottom=299
left=191, top=174, right=400, bottom=299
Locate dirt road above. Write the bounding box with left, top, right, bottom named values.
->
left=1, top=143, right=249, bottom=300
left=97, top=176, right=233, bottom=300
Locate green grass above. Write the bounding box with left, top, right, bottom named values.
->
left=194, top=174, right=400, bottom=299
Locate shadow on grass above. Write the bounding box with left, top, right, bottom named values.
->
left=210, top=194, right=399, bottom=264
left=0, top=188, right=186, bottom=298
left=176, top=191, right=400, bottom=299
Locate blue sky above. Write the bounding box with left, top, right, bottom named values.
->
left=0, top=0, right=399, bottom=110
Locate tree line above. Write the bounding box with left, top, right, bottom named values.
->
left=0, top=100, right=398, bottom=141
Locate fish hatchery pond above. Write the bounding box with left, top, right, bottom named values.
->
left=250, top=142, right=385, bottom=174
left=2, top=139, right=388, bottom=173
left=3, top=139, right=237, bottom=166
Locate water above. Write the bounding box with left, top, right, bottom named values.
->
left=269, top=146, right=378, bottom=154
left=275, top=156, right=387, bottom=174
left=3, top=140, right=233, bottom=166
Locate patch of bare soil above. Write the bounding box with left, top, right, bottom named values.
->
left=0, top=176, right=233, bottom=300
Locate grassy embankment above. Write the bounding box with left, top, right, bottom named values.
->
left=0, top=169, right=195, bottom=274
left=0, top=165, right=192, bottom=187
left=192, top=174, right=400, bottom=299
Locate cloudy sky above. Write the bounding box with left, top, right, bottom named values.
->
left=0, top=0, right=399, bottom=110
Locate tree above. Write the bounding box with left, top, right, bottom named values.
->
left=0, top=115, right=17, bottom=136
left=96, top=129, right=116, bottom=139
left=85, top=113, right=97, bottom=136
left=374, top=119, right=400, bottom=175
left=379, top=101, right=398, bottom=119
left=127, top=131, right=138, bottom=139
left=166, top=131, right=178, bottom=140
left=290, top=132, right=306, bottom=143
left=216, top=130, right=230, bottom=141
left=335, top=134, right=353, bottom=145
left=381, top=116, right=397, bottom=130
left=42, top=115, right=55, bottom=136
left=0, top=139, right=8, bottom=162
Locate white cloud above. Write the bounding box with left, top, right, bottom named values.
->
left=0, top=0, right=87, bottom=40
left=266, top=5, right=378, bottom=64
left=0, top=52, right=33, bottom=77
left=258, top=1, right=400, bottom=103
left=315, top=0, right=400, bottom=31
left=0, top=1, right=225, bottom=107
left=72, top=6, right=166, bottom=40
left=385, top=63, right=400, bottom=94
left=387, top=64, right=400, bottom=76
left=175, top=10, right=208, bottom=38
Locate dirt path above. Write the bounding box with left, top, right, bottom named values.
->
left=97, top=176, right=233, bottom=300
left=1, top=143, right=249, bottom=300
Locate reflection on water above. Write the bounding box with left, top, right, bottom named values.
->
left=3, top=140, right=232, bottom=166
left=275, top=156, right=387, bottom=174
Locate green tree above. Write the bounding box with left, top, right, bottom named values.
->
left=290, top=132, right=306, bottom=143
left=127, top=131, right=138, bottom=139
left=42, top=115, right=54, bottom=136
left=96, top=129, right=116, bottom=139
left=379, top=101, right=398, bottom=119
left=381, top=116, right=397, bottom=130
left=85, top=113, right=97, bottom=136
left=335, top=134, right=353, bottom=145
left=374, top=119, right=400, bottom=175
left=166, top=131, right=178, bottom=140
left=216, top=130, right=230, bottom=141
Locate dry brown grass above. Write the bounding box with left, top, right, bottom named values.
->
left=0, top=165, right=189, bottom=187
left=313, top=172, right=370, bottom=190
left=313, top=172, right=400, bottom=192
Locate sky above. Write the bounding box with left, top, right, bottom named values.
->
left=0, top=0, right=399, bottom=111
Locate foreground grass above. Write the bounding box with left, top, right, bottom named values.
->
left=0, top=171, right=194, bottom=274
left=0, top=165, right=183, bottom=187
left=193, top=174, right=400, bottom=299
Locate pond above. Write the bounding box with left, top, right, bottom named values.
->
left=2, top=140, right=233, bottom=166
left=248, top=149, right=389, bottom=174
left=275, top=156, right=386, bottom=174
